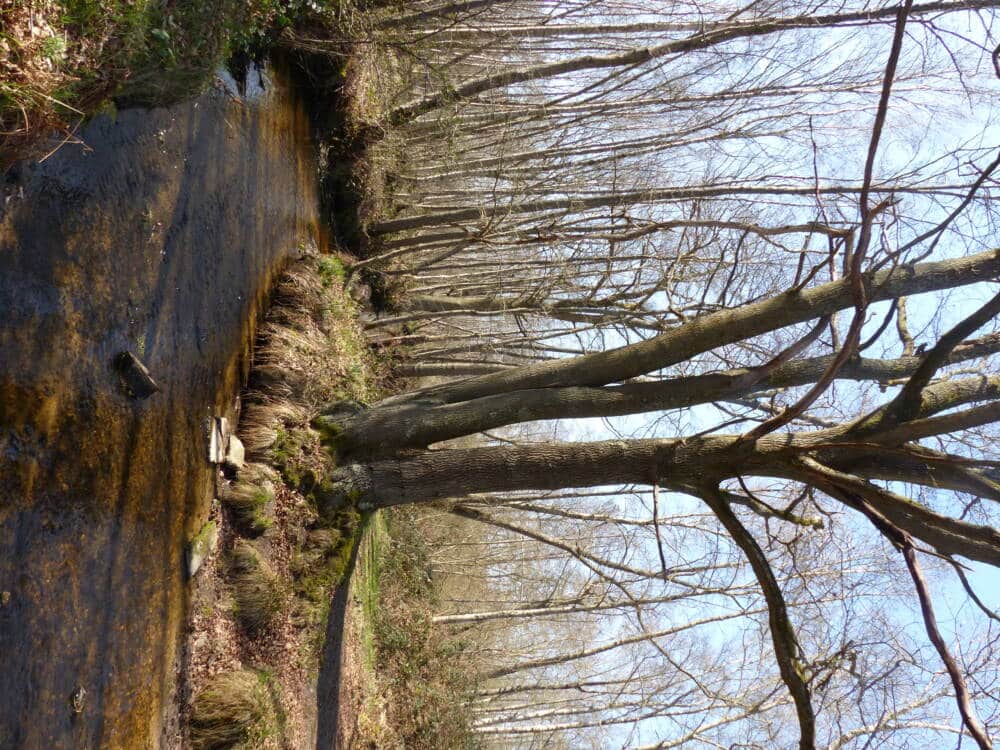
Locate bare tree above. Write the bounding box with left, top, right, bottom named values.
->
left=296, top=1, right=1000, bottom=746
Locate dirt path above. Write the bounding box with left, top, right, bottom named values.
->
left=315, top=537, right=361, bottom=750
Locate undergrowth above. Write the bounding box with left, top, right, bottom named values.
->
left=360, top=507, right=481, bottom=750
left=0, top=0, right=357, bottom=165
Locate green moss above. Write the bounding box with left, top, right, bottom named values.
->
left=269, top=428, right=304, bottom=487
left=191, top=519, right=218, bottom=550
left=317, top=255, right=347, bottom=287
left=189, top=668, right=281, bottom=750
left=187, top=520, right=220, bottom=576
left=291, top=510, right=365, bottom=667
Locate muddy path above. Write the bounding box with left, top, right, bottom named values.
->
left=0, top=68, right=321, bottom=749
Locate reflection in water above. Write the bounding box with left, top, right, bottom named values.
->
left=0, top=67, right=320, bottom=749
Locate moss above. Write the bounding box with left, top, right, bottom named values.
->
left=191, top=519, right=218, bottom=550
left=291, top=511, right=364, bottom=666
left=229, top=541, right=286, bottom=634
left=187, top=520, right=219, bottom=576
left=293, top=511, right=360, bottom=603
left=317, top=255, right=347, bottom=287
left=189, top=668, right=281, bottom=750
left=269, top=427, right=306, bottom=487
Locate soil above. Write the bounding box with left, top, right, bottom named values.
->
left=173, top=474, right=322, bottom=749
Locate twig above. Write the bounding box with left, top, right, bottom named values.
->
left=651, top=483, right=670, bottom=580
left=701, top=484, right=816, bottom=749
left=902, top=544, right=993, bottom=750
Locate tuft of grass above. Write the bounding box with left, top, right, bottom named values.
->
left=220, top=463, right=277, bottom=536
left=189, top=668, right=281, bottom=750
left=229, top=540, right=286, bottom=634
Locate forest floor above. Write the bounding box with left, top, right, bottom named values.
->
left=172, top=250, right=386, bottom=749
left=173, top=252, right=476, bottom=749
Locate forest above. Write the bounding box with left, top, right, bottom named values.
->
left=3, top=0, right=1000, bottom=748
left=306, top=0, right=1000, bottom=747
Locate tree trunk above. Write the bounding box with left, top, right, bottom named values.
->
left=385, top=0, right=1000, bottom=126
left=320, top=252, right=1000, bottom=455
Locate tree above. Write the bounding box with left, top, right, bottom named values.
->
left=308, top=0, right=1000, bottom=746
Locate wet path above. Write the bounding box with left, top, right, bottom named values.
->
left=0, top=69, right=320, bottom=748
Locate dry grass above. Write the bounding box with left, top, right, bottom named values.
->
left=229, top=540, right=287, bottom=635
left=189, top=668, right=281, bottom=750
left=220, top=462, right=278, bottom=536
left=239, top=253, right=381, bottom=502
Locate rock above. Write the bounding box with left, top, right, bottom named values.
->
left=114, top=351, right=159, bottom=399
left=224, top=435, right=245, bottom=471
left=186, top=520, right=219, bottom=578
left=206, top=416, right=229, bottom=464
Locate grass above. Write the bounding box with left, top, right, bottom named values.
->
left=189, top=668, right=282, bottom=750
left=240, top=253, right=383, bottom=512
left=229, top=540, right=286, bottom=634
left=357, top=511, right=385, bottom=671
left=354, top=508, right=481, bottom=750
left=219, top=463, right=277, bottom=535
left=181, top=243, right=385, bottom=743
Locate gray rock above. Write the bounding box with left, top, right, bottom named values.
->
left=186, top=520, right=219, bottom=578
left=224, top=435, right=245, bottom=471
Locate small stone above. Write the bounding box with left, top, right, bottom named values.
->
left=207, top=416, right=229, bottom=464
left=186, top=521, right=219, bottom=578
left=224, top=435, right=245, bottom=471
left=114, top=351, right=159, bottom=399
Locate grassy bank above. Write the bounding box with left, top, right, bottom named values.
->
left=351, top=508, right=480, bottom=750
left=0, top=0, right=358, bottom=166
left=183, top=249, right=383, bottom=749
